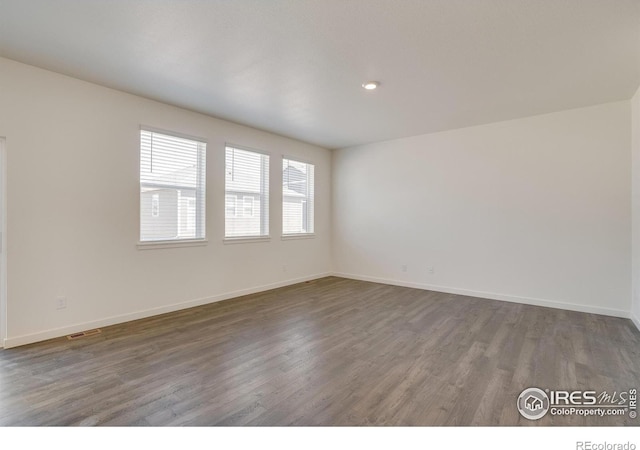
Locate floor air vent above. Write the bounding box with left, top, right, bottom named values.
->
left=67, top=329, right=102, bottom=340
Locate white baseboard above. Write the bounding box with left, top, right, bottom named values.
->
left=332, top=272, right=630, bottom=319
left=631, top=311, right=640, bottom=333
left=3, top=272, right=332, bottom=348
left=5, top=272, right=634, bottom=349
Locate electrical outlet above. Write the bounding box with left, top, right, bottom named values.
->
left=56, top=296, right=67, bottom=310
left=282, top=265, right=288, bottom=273
left=401, top=265, right=407, bottom=272
left=427, top=266, right=435, bottom=274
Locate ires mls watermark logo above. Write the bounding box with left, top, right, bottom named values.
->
left=517, top=388, right=550, bottom=420
left=517, top=387, right=637, bottom=420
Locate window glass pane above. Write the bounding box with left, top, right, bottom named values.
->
left=283, top=158, right=314, bottom=234
left=225, top=146, right=269, bottom=237
left=140, top=129, right=206, bottom=242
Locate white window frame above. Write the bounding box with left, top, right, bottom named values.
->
left=282, top=156, right=315, bottom=238
left=224, top=144, right=270, bottom=241
left=137, top=126, right=207, bottom=249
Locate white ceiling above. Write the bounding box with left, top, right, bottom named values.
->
left=1, top=1, right=639, bottom=149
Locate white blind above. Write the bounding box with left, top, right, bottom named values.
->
left=225, top=146, right=269, bottom=238
left=140, top=129, right=206, bottom=242
left=283, top=158, right=314, bottom=235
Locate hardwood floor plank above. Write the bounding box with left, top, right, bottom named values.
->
left=0, top=277, right=639, bottom=426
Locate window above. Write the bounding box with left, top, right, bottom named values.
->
left=225, top=146, right=269, bottom=238
left=282, top=158, right=314, bottom=235
left=140, top=128, right=206, bottom=242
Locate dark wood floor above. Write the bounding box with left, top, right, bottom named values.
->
left=1, top=277, right=639, bottom=426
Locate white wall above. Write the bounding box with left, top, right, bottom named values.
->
left=0, top=57, right=332, bottom=347
left=333, top=102, right=631, bottom=317
left=0, top=55, right=636, bottom=347
left=632, top=86, right=640, bottom=330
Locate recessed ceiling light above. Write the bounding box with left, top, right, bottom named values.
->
left=362, top=81, right=379, bottom=90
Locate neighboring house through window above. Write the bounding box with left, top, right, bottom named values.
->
left=225, top=195, right=237, bottom=217
left=243, top=196, right=254, bottom=217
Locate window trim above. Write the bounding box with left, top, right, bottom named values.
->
left=225, top=142, right=271, bottom=158
left=282, top=156, right=315, bottom=237
left=281, top=154, right=314, bottom=166
left=137, top=239, right=209, bottom=250
left=223, top=236, right=271, bottom=245
left=141, top=125, right=208, bottom=145
left=281, top=233, right=315, bottom=241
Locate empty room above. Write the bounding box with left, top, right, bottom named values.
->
left=1, top=0, right=639, bottom=442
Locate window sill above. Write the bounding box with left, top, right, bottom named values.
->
left=281, top=233, right=315, bottom=241
left=137, top=239, right=208, bottom=250
left=223, top=236, right=271, bottom=245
